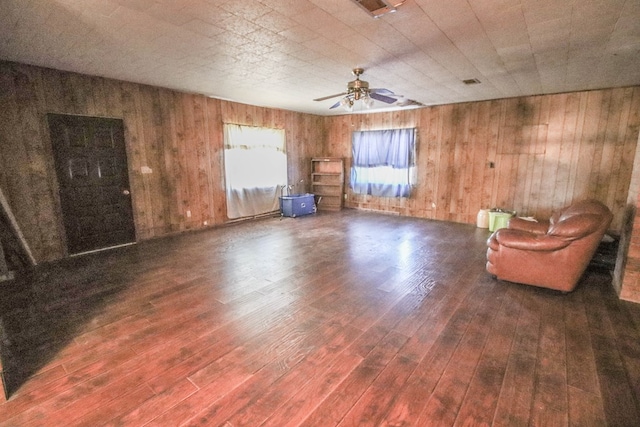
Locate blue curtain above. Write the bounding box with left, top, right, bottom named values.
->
left=351, top=128, right=416, bottom=197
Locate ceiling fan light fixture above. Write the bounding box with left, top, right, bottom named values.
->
left=340, top=97, right=354, bottom=112
left=363, top=94, right=375, bottom=109
left=315, top=68, right=414, bottom=113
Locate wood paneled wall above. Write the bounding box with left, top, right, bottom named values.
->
left=0, top=61, right=323, bottom=262
left=323, top=88, right=640, bottom=231
left=2, top=60, right=640, bottom=264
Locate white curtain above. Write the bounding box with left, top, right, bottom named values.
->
left=224, top=124, right=287, bottom=219
left=351, top=128, right=416, bottom=197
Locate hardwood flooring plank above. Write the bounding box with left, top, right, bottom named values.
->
left=259, top=353, right=363, bottom=427
left=143, top=302, right=314, bottom=395
left=2, top=360, right=151, bottom=426
left=594, top=274, right=640, bottom=404
left=144, top=373, right=252, bottom=426
left=68, top=383, right=155, bottom=427
left=563, top=290, right=601, bottom=395
left=492, top=287, right=543, bottom=427
left=583, top=275, right=640, bottom=426
left=0, top=346, right=138, bottom=423
left=104, top=379, right=197, bottom=426
left=414, top=278, right=508, bottom=426
left=529, top=292, right=568, bottom=426
left=1, top=211, right=637, bottom=426
left=567, top=385, right=606, bottom=427
left=186, top=306, right=330, bottom=389
left=0, top=365, right=68, bottom=421
left=452, top=285, right=524, bottom=426
left=188, top=318, right=361, bottom=426
left=377, top=275, right=449, bottom=335
left=377, top=275, right=496, bottom=426
left=71, top=313, right=153, bottom=348
left=337, top=355, right=418, bottom=426
left=391, top=269, right=478, bottom=363
left=299, top=331, right=409, bottom=426
left=183, top=359, right=295, bottom=426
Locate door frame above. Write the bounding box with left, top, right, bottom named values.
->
left=47, top=113, right=137, bottom=256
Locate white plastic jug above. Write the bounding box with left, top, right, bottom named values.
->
left=477, top=209, right=489, bottom=228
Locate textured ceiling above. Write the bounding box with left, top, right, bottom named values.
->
left=1, top=0, right=639, bottom=116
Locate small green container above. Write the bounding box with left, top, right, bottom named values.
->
left=489, top=210, right=515, bottom=232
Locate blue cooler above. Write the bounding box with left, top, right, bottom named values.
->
left=280, top=193, right=316, bottom=217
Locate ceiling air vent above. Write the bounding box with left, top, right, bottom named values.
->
left=351, top=0, right=405, bottom=18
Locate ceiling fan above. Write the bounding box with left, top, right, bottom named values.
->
left=313, top=68, right=404, bottom=111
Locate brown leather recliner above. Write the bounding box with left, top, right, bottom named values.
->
left=486, top=199, right=613, bottom=292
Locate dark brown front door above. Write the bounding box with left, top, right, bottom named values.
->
left=48, top=114, right=135, bottom=255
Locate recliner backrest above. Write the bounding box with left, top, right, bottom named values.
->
left=547, top=200, right=611, bottom=235
left=548, top=213, right=603, bottom=240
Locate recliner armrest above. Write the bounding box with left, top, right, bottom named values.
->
left=494, top=229, right=571, bottom=251
left=508, top=217, right=549, bottom=234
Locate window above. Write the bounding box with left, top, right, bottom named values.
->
left=224, top=124, right=287, bottom=219
left=351, top=128, right=416, bottom=197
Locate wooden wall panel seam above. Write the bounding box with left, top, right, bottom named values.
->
left=1, top=61, right=640, bottom=261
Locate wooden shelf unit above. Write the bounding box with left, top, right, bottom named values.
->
left=311, top=157, right=344, bottom=211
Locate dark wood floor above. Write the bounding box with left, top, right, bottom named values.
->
left=1, top=210, right=640, bottom=426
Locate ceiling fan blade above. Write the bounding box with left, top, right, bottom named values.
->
left=370, top=88, right=395, bottom=96
left=391, top=94, right=424, bottom=107
left=370, top=92, right=398, bottom=104
left=396, top=98, right=424, bottom=107
left=314, top=92, right=348, bottom=102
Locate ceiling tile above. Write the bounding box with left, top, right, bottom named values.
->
left=1, top=0, right=638, bottom=115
